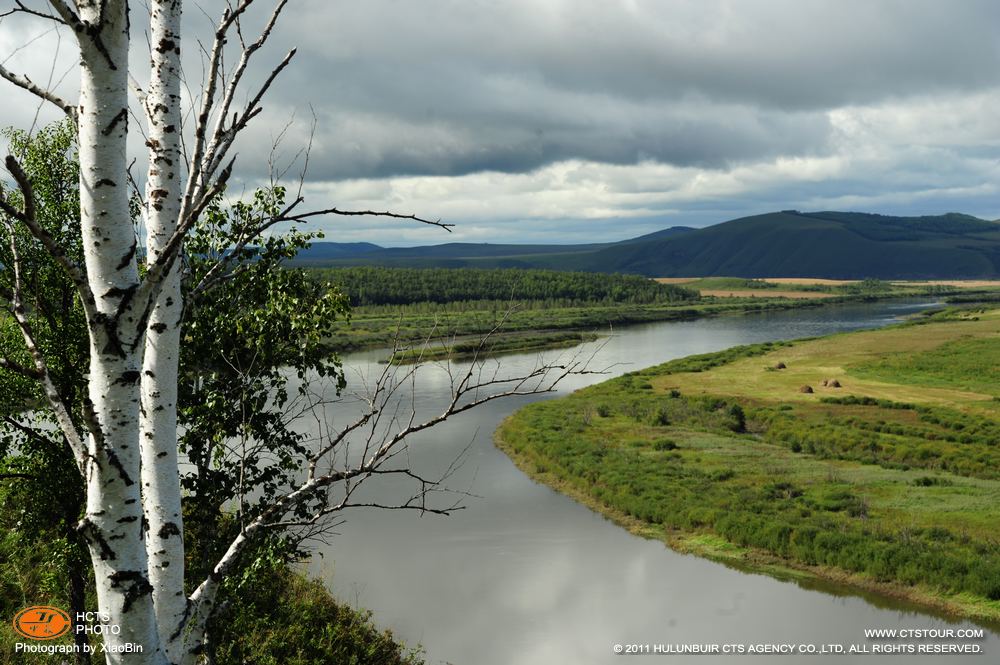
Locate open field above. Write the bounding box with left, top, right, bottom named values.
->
left=656, top=277, right=915, bottom=300
left=656, top=277, right=860, bottom=287
left=496, top=306, right=1000, bottom=622
left=658, top=277, right=1000, bottom=299
left=763, top=277, right=859, bottom=286
left=894, top=280, right=1000, bottom=288
left=699, top=289, right=838, bottom=299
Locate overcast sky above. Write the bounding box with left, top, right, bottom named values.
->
left=2, top=0, right=1000, bottom=245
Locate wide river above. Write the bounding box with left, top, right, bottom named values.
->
left=307, top=300, right=997, bottom=664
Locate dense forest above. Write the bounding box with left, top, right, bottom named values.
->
left=310, top=266, right=698, bottom=307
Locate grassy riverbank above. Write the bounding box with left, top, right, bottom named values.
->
left=496, top=306, right=1000, bottom=623
left=316, top=267, right=981, bottom=359
left=385, top=330, right=601, bottom=364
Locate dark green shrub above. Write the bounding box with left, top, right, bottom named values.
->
left=728, top=404, right=746, bottom=433
left=653, top=438, right=678, bottom=451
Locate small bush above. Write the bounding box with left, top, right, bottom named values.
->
left=653, top=438, right=679, bottom=451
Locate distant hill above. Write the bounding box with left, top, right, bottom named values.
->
left=589, top=211, right=1000, bottom=278
left=292, top=228, right=695, bottom=268
left=291, top=212, right=1000, bottom=279
left=294, top=242, right=383, bottom=261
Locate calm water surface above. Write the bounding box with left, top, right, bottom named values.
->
left=306, top=300, right=997, bottom=664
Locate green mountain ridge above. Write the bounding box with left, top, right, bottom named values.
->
left=295, top=211, right=1000, bottom=279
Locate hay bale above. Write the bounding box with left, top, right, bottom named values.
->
left=774, top=361, right=787, bottom=369
left=799, top=385, right=814, bottom=394
left=827, top=379, right=841, bottom=388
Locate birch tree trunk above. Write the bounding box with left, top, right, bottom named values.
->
left=139, top=2, right=188, bottom=661
left=75, top=1, right=165, bottom=662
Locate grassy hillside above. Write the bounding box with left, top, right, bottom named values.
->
left=293, top=211, right=1000, bottom=279
left=496, top=306, right=1000, bottom=621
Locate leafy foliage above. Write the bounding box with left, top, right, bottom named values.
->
left=181, top=188, right=351, bottom=576
left=211, top=559, right=423, bottom=665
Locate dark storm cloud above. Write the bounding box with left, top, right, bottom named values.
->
left=2, top=0, right=998, bottom=243
left=221, top=0, right=1000, bottom=180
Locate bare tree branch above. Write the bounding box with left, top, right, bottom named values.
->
left=0, top=1, right=65, bottom=24
left=184, top=324, right=604, bottom=645
left=0, top=355, right=43, bottom=380
left=183, top=0, right=282, bottom=218
left=278, top=203, right=455, bottom=231
left=0, top=63, right=76, bottom=119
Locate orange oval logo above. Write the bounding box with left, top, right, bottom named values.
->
left=13, top=606, right=71, bottom=640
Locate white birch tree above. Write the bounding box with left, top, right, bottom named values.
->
left=0, top=2, right=594, bottom=663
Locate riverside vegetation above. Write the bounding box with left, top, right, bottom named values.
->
left=311, top=267, right=977, bottom=360
left=496, top=305, right=1000, bottom=622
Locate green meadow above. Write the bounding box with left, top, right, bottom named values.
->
left=496, top=306, right=1000, bottom=622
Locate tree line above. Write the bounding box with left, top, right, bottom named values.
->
left=310, top=266, right=699, bottom=307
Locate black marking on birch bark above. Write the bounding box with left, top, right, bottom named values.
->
left=155, top=38, right=177, bottom=54
left=114, top=370, right=141, bottom=385
left=94, top=178, right=116, bottom=188
left=102, top=108, right=128, bottom=136
left=145, top=370, right=156, bottom=378
left=116, top=240, right=136, bottom=270
left=150, top=322, right=168, bottom=333
left=108, top=570, right=154, bottom=613
left=170, top=600, right=194, bottom=641
left=80, top=24, right=118, bottom=70
left=82, top=397, right=107, bottom=448
left=124, top=498, right=136, bottom=505
left=76, top=518, right=116, bottom=560
left=116, top=515, right=138, bottom=523
left=100, top=324, right=126, bottom=357
left=157, top=451, right=168, bottom=458
left=102, top=284, right=136, bottom=301
left=158, top=521, right=181, bottom=539
left=102, top=445, right=135, bottom=487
